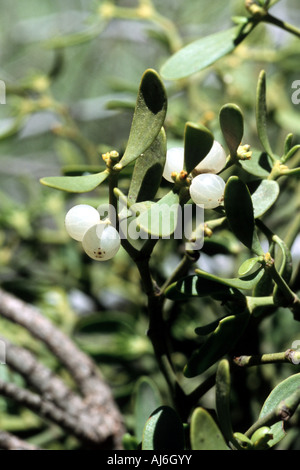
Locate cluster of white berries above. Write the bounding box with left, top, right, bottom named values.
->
left=65, top=204, right=121, bottom=261
left=163, top=140, right=227, bottom=209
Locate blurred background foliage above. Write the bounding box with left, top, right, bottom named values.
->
left=0, top=0, right=299, bottom=449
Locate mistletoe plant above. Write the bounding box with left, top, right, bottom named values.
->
left=41, top=66, right=300, bottom=451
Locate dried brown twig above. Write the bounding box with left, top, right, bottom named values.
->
left=0, top=288, right=125, bottom=449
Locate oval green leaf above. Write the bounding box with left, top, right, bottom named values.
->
left=190, top=407, right=229, bottom=450
left=215, top=359, right=238, bottom=447
left=251, top=179, right=279, bottom=218
left=128, top=128, right=167, bottom=204
left=184, top=311, right=250, bottom=377
left=40, top=170, right=109, bottom=193
left=184, top=122, right=214, bottom=174
left=161, top=27, right=239, bottom=80
left=256, top=70, right=275, bottom=161
left=238, top=257, right=263, bottom=276
left=224, top=176, right=264, bottom=255
left=142, top=406, right=185, bottom=450
left=219, top=104, right=244, bottom=157
left=118, top=69, right=167, bottom=169
left=133, top=377, right=162, bottom=442
left=259, top=373, right=300, bottom=447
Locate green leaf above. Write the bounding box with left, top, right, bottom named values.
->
left=190, top=407, right=229, bottom=450
left=195, top=317, right=228, bottom=336
left=239, top=149, right=272, bottom=177
left=184, top=311, right=250, bottom=377
left=195, top=266, right=265, bottom=290
left=238, top=257, right=263, bottom=276
left=40, top=170, right=109, bottom=193
left=216, top=359, right=236, bottom=446
left=219, top=104, right=244, bottom=157
left=251, top=179, right=279, bottom=218
left=165, top=275, right=244, bottom=302
left=136, top=189, right=180, bottom=238
left=273, top=236, right=293, bottom=306
left=133, top=377, right=162, bottom=442
left=183, top=122, right=214, bottom=174
left=256, top=70, right=275, bottom=160
left=160, top=27, right=240, bottom=80
left=224, top=176, right=264, bottom=255
left=118, top=69, right=167, bottom=169
left=128, top=128, right=167, bottom=204
left=250, top=427, right=273, bottom=450
left=122, top=433, right=140, bottom=450
left=259, top=373, right=300, bottom=448
left=142, top=406, right=185, bottom=450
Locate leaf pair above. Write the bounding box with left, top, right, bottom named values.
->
left=40, top=69, right=167, bottom=193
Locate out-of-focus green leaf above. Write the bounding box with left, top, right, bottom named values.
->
left=224, top=176, right=264, bottom=255
left=160, top=27, right=240, bottom=80
left=122, top=433, right=140, bottom=450
left=128, top=128, right=167, bottom=204
left=256, top=70, right=275, bottom=160
left=142, top=406, right=184, bottom=450
left=190, top=407, right=229, bottom=450
left=259, top=374, right=300, bottom=448
left=118, top=69, right=167, bottom=169
left=219, top=104, right=244, bottom=157
left=251, top=179, right=279, bottom=218
left=184, top=311, right=250, bottom=377
left=40, top=170, right=109, bottom=193
left=183, top=122, right=214, bottom=174
left=133, top=377, right=162, bottom=442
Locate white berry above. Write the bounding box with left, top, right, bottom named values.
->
left=82, top=222, right=121, bottom=261
left=190, top=173, right=225, bottom=209
left=194, top=140, right=226, bottom=174
left=163, top=147, right=184, bottom=182
left=65, top=204, right=100, bottom=241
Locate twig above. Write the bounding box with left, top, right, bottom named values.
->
left=233, top=349, right=300, bottom=367
left=0, top=379, right=101, bottom=444
left=0, top=335, right=118, bottom=445
left=0, top=430, right=41, bottom=450
left=0, top=289, right=124, bottom=448
left=0, top=336, right=84, bottom=413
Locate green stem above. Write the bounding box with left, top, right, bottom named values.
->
left=263, top=13, right=300, bottom=38
left=233, top=349, right=300, bottom=367
left=135, top=258, right=186, bottom=417
left=268, top=263, right=297, bottom=305
left=160, top=253, right=196, bottom=295
left=246, top=296, right=274, bottom=314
